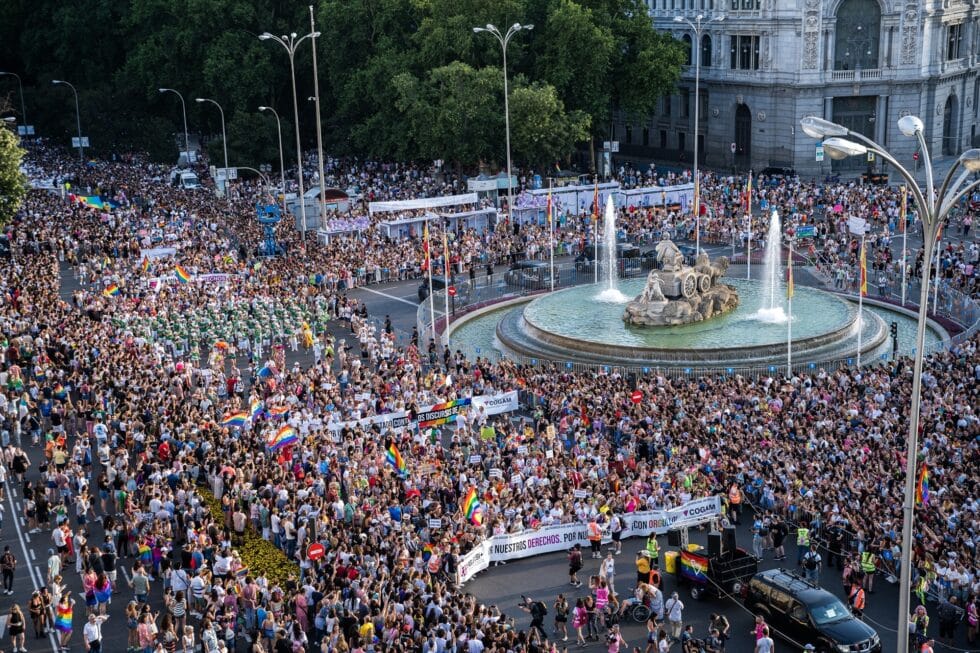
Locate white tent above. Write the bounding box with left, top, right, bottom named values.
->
left=368, top=192, right=479, bottom=216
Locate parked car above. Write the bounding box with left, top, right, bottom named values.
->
left=746, top=569, right=881, bottom=653
left=418, top=276, right=470, bottom=303
left=503, top=260, right=557, bottom=290
left=574, top=243, right=642, bottom=276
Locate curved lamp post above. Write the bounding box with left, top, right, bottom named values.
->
left=259, top=29, right=319, bottom=241
left=259, top=106, right=288, bottom=216
left=802, top=114, right=980, bottom=653
left=673, top=14, right=723, bottom=256
left=473, top=22, right=533, bottom=219
left=51, top=79, right=83, bottom=163
left=0, top=72, right=27, bottom=131
left=159, top=88, right=191, bottom=163
left=195, top=97, right=228, bottom=177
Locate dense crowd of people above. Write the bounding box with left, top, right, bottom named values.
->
left=0, top=140, right=976, bottom=653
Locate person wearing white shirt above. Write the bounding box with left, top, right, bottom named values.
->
left=83, top=613, right=108, bottom=652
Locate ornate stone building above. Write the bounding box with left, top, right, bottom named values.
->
left=615, top=0, right=980, bottom=176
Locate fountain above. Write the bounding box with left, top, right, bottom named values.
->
left=753, top=210, right=788, bottom=324
left=595, top=197, right=629, bottom=304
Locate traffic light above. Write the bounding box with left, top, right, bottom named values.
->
left=890, top=322, right=898, bottom=339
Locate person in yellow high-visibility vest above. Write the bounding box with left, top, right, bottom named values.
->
left=727, top=483, right=742, bottom=525
left=796, top=526, right=810, bottom=565
left=860, top=548, right=877, bottom=593
left=645, top=533, right=660, bottom=568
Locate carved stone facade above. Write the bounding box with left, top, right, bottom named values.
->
left=802, top=0, right=822, bottom=70
left=899, top=3, right=919, bottom=66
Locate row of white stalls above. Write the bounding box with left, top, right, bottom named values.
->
left=511, top=181, right=695, bottom=225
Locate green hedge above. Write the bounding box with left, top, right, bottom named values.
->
left=199, top=489, right=299, bottom=588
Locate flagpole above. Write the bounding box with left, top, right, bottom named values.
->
left=443, top=226, right=451, bottom=351
left=746, top=172, right=752, bottom=280
left=594, top=176, right=599, bottom=285
left=548, top=177, right=555, bottom=292
left=787, top=238, right=793, bottom=376
left=857, top=234, right=865, bottom=369
left=900, top=185, right=908, bottom=306
left=426, top=220, right=435, bottom=343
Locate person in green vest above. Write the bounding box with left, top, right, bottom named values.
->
left=646, top=533, right=660, bottom=568
left=796, top=526, right=810, bottom=565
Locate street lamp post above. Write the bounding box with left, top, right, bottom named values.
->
left=802, top=115, right=980, bottom=653
left=159, top=88, right=191, bottom=164
left=259, top=29, right=320, bottom=241
left=259, top=106, right=288, bottom=217
left=0, top=72, right=27, bottom=132
left=308, top=5, right=327, bottom=229
left=473, top=22, right=533, bottom=220
left=674, top=14, right=723, bottom=256
left=51, top=79, right=83, bottom=163
left=195, top=97, right=228, bottom=180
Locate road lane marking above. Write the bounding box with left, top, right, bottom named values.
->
left=357, top=286, right=420, bottom=307
left=29, top=548, right=35, bottom=561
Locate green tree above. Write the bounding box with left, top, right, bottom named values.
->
left=508, top=80, right=591, bottom=169
left=0, top=123, right=27, bottom=226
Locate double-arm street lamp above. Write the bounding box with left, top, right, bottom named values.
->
left=51, top=79, right=83, bottom=163
left=673, top=14, right=723, bottom=256
left=259, top=29, right=319, bottom=241
left=801, top=114, right=980, bottom=653
left=473, top=22, right=533, bottom=219
left=159, top=88, right=191, bottom=163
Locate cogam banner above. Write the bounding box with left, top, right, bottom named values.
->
left=327, top=392, right=519, bottom=434
left=456, top=496, right=722, bottom=584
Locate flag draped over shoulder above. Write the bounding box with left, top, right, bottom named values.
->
left=859, top=241, right=868, bottom=297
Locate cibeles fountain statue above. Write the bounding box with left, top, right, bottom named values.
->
left=623, top=236, right=739, bottom=326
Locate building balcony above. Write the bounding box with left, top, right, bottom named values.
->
left=829, top=68, right=884, bottom=82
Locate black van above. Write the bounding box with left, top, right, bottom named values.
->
left=503, top=260, right=558, bottom=290
left=746, top=569, right=881, bottom=652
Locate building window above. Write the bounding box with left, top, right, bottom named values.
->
left=626, top=125, right=633, bottom=144
left=701, top=35, right=713, bottom=67
left=732, top=0, right=760, bottom=8
left=834, top=0, right=881, bottom=70
left=946, top=23, right=963, bottom=60
left=663, top=95, right=671, bottom=116
left=681, top=89, right=690, bottom=118
left=643, top=127, right=650, bottom=146
left=678, top=132, right=686, bottom=153
left=660, top=130, right=667, bottom=148
left=730, top=35, right=761, bottom=70
left=682, top=34, right=693, bottom=65
left=698, top=90, right=708, bottom=120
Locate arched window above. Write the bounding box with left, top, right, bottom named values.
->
left=682, top=34, right=693, bottom=65
left=834, top=0, right=881, bottom=70
left=943, top=95, right=958, bottom=156
left=701, top=34, right=713, bottom=67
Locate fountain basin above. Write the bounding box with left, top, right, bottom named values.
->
left=492, top=278, right=890, bottom=369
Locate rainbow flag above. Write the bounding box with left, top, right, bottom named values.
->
left=175, top=264, right=191, bottom=284
left=138, top=543, right=152, bottom=562
left=267, top=405, right=289, bottom=419
left=103, top=284, right=121, bottom=297
left=462, top=487, right=483, bottom=525
left=786, top=255, right=794, bottom=300
left=54, top=603, right=72, bottom=633
left=422, top=543, right=434, bottom=561
left=916, top=464, right=929, bottom=505
left=53, top=383, right=67, bottom=400
left=385, top=443, right=407, bottom=476
left=250, top=399, right=264, bottom=420
left=268, top=425, right=298, bottom=450
left=221, top=412, right=248, bottom=428
left=236, top=566, right=249, bottom=578
left=141, top=257, right=150, bottom=273
left=416, top=398, right=472, bottom=429
left=679, top=550, right=709, bottom=584
left=859, top=242, right=867, bottom=297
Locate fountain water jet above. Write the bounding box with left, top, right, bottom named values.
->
left=753, top=210, right=788, bottom=324
left=595, top=196, right=629, bottom=303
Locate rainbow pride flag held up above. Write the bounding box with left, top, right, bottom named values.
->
left=385, top=443, right=408, bottom=476
left=267, top=405, right=289, bottom=419
left=268, top=425, right=298, bottom=450
left=679, top=550, right=709, bottom=584
left=103, top=284, right=121, bottom=297
left=175, top=264, right=192, bottom=284
left=236, top=566, right=249, bottom=578
left=141, top=257, right=151, bottom=274
left=416, top=397, right=472, bottom=429
left=916, top=464, right=930, bottom=505
left=221, top=412, right=249, bottom=428
left=250, top=399, right=264, bottom=420
left=422, top=543, right=434, bottom=561
left=462, top=487, right=483, bottom=525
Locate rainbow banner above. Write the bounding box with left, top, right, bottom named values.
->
left=175, top=264, right=191, bottom=284
left=416, top=397, right=472, bottom=429
left=103, top=284, right=121, bottom=297
left=462, top=487, right=483, bottom=525
left=385, top=443, right=408, bottom=476
left=268, top=425, right=298, bottom=450
left=250, top=399, right=264, bottom=420
left=221, top=412, right=249, bottom=428
left=679, top=550, right=709, bottom=584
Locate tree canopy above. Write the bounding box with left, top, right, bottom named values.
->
left=0, top=0, right=685, bottom=172
left=0, top=114, right=27, bottom=226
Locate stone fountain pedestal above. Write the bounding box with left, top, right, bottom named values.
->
left=624, top=283, right=739, bottom=326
